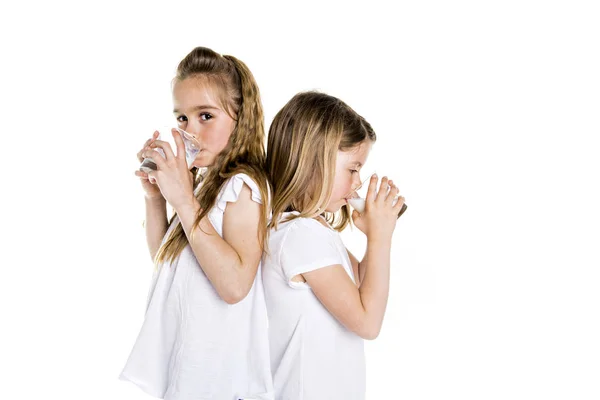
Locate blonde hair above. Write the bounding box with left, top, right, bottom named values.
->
left=267, top=91, right=376, bottom=232
left=154, top=47, right=269, bottom=267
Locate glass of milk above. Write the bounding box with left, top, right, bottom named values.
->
left=346, top=172, right=407, bottom=219
left=139, top=127, right=200, bottom=173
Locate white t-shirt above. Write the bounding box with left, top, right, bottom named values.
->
left=262, top=212, right=366, bottom=400
left=120, top=173, right=273, bottom=400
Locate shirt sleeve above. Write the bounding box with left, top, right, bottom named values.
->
left=215, top=173, right=262, bottom=212
left=279, top=218, right=345, bottom=289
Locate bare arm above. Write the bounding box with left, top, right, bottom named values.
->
left=145, top=196, right=169, bottom=261
left=136, top=132, right=169, bottom=262
left=175, top=183, right=263, bottom=304
left=301, top=235, right=391, bottom=340
left=302, top=175, right=403, bottom=339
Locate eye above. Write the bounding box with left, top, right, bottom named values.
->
left=200, top=112, right=213, bottom=121
left=350, top=169, right=359, bottom=174
left=176, top=115, right=187, bottom=123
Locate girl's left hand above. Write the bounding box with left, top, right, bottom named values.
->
left=143, top=129, right=196, bottom=211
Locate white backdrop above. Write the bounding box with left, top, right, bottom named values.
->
left=1, top=1, right=599, bottom=399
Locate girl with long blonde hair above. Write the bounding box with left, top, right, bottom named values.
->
left=263, top=91, right=406, bottom=399
left=120, top=47, right=273, bottom=400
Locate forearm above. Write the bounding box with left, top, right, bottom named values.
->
left=145, top=196, right=169, bottom=261
left=175, top=199, right=248, bottom=304
left=357, top=236, right=392, bottom=338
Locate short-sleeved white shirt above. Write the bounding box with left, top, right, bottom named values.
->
left=120, top=173, right=273, bottom=400
left=262, top=212, right=366, bottom=400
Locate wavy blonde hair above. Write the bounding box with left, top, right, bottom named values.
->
left=267, top=91, right=376, bottom=232
left=154, top=47, right=269, bottom=267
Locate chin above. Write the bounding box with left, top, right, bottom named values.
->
left=192, top=157, right=214, bottom=169
left=324, top=201, right=344, bottom=213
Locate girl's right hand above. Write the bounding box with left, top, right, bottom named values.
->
left=135, top=131, right=164, bottom=200
left=352, top=175, right=405, bottom=240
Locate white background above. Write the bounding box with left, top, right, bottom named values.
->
left=1, top=1, right=599, bottom=399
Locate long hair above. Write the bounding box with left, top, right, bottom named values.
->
left=266, top=91, right=376, bottom=232
left=154, top=47, right=269, bottom=267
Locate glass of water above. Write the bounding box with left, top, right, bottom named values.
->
left=346, top=172, right=407, bottom=219
left=139, top=127, right=200, bottom=173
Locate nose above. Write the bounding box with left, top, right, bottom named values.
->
left=180, top=122, right=202, bottom=146
left=183, top=121, right=200, bottom=137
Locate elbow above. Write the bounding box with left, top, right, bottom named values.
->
left=354, top=320, right=382, bottom=340
left=220, top=285, right=251, bottom=305
left=222, top=295, right=243, bottom=305
left=362, top=328, right=381, bottom=340
left=217, top=262, right=257, bottom=304
left=359, top=326, right=381, bottom=340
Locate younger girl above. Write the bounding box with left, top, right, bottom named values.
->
left=263, top=91, right=405, bottom=399
left=120, top=47, right=273, bottom=400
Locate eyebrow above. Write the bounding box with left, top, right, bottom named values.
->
left=350, top=162, right=363, bottom=167
left=173, top=105, right=220, bottom=114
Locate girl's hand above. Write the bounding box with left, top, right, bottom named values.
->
left=135, top=131, right=164, bottom=200
left=143, top=129, right=196, bottom=211
left=351, top=175, right=405, bottom=240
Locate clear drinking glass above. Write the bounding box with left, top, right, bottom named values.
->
left=346, top=171, right=408, bottom=219
left=139, top=127, right=200, bottom=173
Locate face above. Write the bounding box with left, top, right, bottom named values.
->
left=325, top=140, right=372, bottom=213
left=172, top=77, right=237, bottom=168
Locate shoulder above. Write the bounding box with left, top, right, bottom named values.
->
left=272, top=215, right=346, bottom=285
left=276, top=215, right=336, bottom=249
left=216, top=173, right=264, bottom=212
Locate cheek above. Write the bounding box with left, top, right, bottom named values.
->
left=203, top=129, right=231, bottom=151
left=332, top=175, right=352, bottom=199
